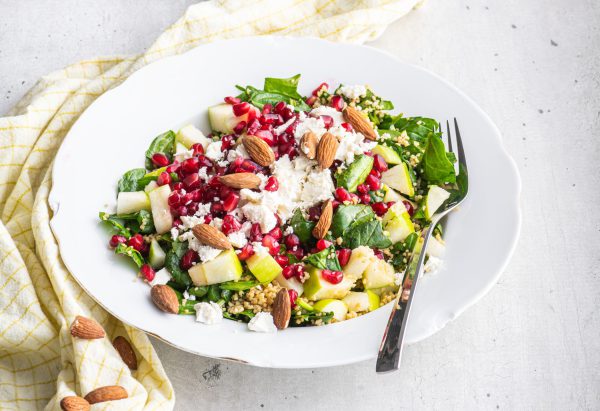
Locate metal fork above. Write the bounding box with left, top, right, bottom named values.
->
left=376, top=118, right=469, bottom=373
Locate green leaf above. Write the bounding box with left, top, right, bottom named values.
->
left=219, top=280, right=259, bottom=291
left=290, top=310, right=334, bottom=327
left=336, top=155, right=374, bottom=192
left=118, top=168, right=147, bottom=192
left=289, top=210, right=315, bottom=245
left=343, top=220, right=392, bottom=249
left=164, top=241, right=191, bottom=287
left=103, top=210, right=155, bottom=235
left=330, top=205, right=375, bottom=238
left=144, top=130, right=176, bottom=169
left=304, top=246, right=342, bottom=271
left=99, top=211, right=130, bottom=237
left=264, top=74, right=303, bottom=99
left=115, top=243, right=145, bottom=268
left=188, top=286, right=209, bottom=298
left=421, top=134, right=456, bottom=184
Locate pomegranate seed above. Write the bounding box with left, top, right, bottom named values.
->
left=278, top=143, right=295, bottom=157
left=341, top=122, right=353, bottom=132
left=127, top=234, right=144, bottom=251
left=316, top=239, right=332, bottom=251
left=311, top=82, right=329, bottom=96
left=174, top=205, right=188, bottom=216
left=360, top=193, right=371, bottom=204
left=203, top=215, right=213, bottom=224
left=253, top=129, right=275, bottom=146
left=262, top=235, right=280, bottom=255
left=151, top=153, right=169, bottom=167
left=222, top=192, right=240, bottom=212
left=335, top=187, right=352, bottom=202
left=219, top=185, right=233, bottom=199
left=109, top=235, right=126, bottom=248
left=191, top=143, right=204, bottom=156
left=172, top=182, right=184, bottom=191
left=288, top=247, right=305, bottom=261
left=197, top=155, right=213, bottom=169
left=140, top=264, right=155, bottom=282
left=284, top=234, right=300, bottom=249
left=262, top=104, right=272, bottom=115
left=274, top=254, right=289, bottom=267
left=373, top=154, right=388, bottom=172
left=183, top=173, right=201, bottom=190
left=221, top=135, right=235, bottom=151
left=233, top=121, right=247, bottom=134
left=281, top=107, right=294, bottom=121
left=332, top=200, right=341, bottom=210
left=180, top=249, right=199, bottom=270
left=282, top=265, right=295, bottom=279
left=306, top=95, right=318, bottom=106
left=331, top=95, right=344, bottom=111
left=247, top=118, right=261, bottom=134
left=260, top=176, right=277, bottom=192
left=181, top=192, right=193, bottom=205
left=224, top=96, right=241, bottom=105
left=269, top=227, right=283, bottom=241
left=308, top=205, right=321, bottom=221
left=221, top=214, right=242, bottom=235
left=166, top=162, right=179, bottom=173
left=336, top=248, right=352, bottom=267
left=293, top=264, right=306, bottom=281
left=350, top=193, right=360, bottom=203
left=322, top=269, right=343, bottom=284
left=262, top=113, right=283, bottom=125
left=249, top=223, right=263, bottom=241
left=237, top=244, right=255, bottom=261
left=369, top=168, right=381, bottom=178
left=274, top=101, right=286, bottom=113
left=241, top=160, right=259, bottom=173
left=403, top=200, right=415, bottom=216
left=190, top=189, right=202, bottom=202
left=357, top=184, right=369, bottom=194
left=288, top=289, right=298, bottom=308
left=233, top=102, right=250, bottom=116
left=365, top=174, right=381, bottom=191
left=156, top=172, right=171, bottom=186
left=172, top=218, right=182, bottom=228
left=318, top=115, right=332, bottom=129
left=374, top=249, right=384, bottom=260
left=285, top=120, right=298, bottom=135
left=210, top=202, right=224, bottom=215
left=372, top=202, right=389, bottom=216
left=187, top=203, right=198, bottom=216
left=181, top=157, right=200, bottom=174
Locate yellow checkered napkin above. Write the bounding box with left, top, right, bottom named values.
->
left=0, top=0, right=421, bottom=409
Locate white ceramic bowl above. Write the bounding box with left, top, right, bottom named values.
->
left=50, top=37, right=521, bottom=368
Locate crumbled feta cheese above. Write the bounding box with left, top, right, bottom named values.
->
left=217, top=159, right=229, bottom=167
left=194, top=302, right=223, bottom=325
left=274, top=116, right=296, bottom=135
left=228, top=231, right=248, bottom=248
left=394, top=272, right=403, bottom=286
left=205, top=141, right=224, bottom=161
left=210, top=217, right=223, bottom=230
left=301, top=169, right=335, bottom=206
left=247, top=312, right=277, bottom=333
left=174, top=147, right=194, bottom=162
left=240, top=188, right=262, bottom=203
left=333, top=128, right=377, bottom=163
left=241, top=203, right=277, bottom=233
left=293, top=115, right=327, bottom=141
left=170, top=227, right=180, bottom=241
left=227, top=144, right=249, bottom=162
left=338, top=84, right=367, bottom=100
left=149, top=268, right=171, bottom=286
left=179, top=231, right=221, bottom=262
left=183, top=290, right=196, bottom=301
left=309, top=105, right=344, bottom=126
left=283, top=226, right=294, bottom=236
left=198, top=167, right=209, bottom=181
left=251, top=241, right=270, bottom=256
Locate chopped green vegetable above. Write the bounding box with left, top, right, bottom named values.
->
left=118, top=168, right=147, bottom=192
left=336, top=155, right=373, bottom=192
left=289, top=209, right=315, bottom=245
left=219, top=280, right=259, bottom=291
left=343, top=220, right=392, bottom=249
left=304, top=246, right=342, bottom=271
left=99, top=211, right=130, bottom=237
left=330, top=204, right=375, bottom=238
left=164, top=241, right=191, bottom=287
left=144, top=130, right=176, bottom=170
left=422, top=134, right=456, bottom=184
left=114, top=243, right=145, bottom=268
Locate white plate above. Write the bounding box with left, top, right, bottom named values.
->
left=50, top=37, right=521, bottom=368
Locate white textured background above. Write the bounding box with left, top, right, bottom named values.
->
left=2, top=0, right=599, bottom=409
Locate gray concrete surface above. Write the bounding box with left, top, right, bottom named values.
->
left=2, top=0, right=599, bottom=409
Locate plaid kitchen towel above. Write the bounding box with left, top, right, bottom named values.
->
left=0, top=0, right=421, bottom=409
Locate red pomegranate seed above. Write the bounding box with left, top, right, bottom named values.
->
left=190, top=189, right=202, bottom=202
left=262, top=235, right=280, bottom=255
left=365, top=174, right=381, bottom=191
left=249, top=223, right=263, bottom=241
left=311, top=82, right=328, bottom=96
left=372, top=202, right=388, bottom=216
left=341, top=122, right=353, bottom=132
left=187, top=203, right=199, bottom=216
left=253, top=129, right=275, bottom=146
left=281, top=107, right=294, bottom=121
left=284, top=234, right=300, bottom=249
left=183, top=173, right=202, bottom=190
left=221, top=135, right=235, bottom=151
left=264, top=176, right=279, bottom=192
left=221, top=214, right=242, bottom=235
left=322, top=269, right=343, bottom=284
left=166, top=162, right=180, bottom=173
left=241, top=160, right=259, bottom=173
left=331, top=95, right=344, bottom=111
left=360, top=193, right=371, bottom=204
left=181, top=157, right=200, bottom=174
left=282, top=265, right=295, bottom=279
left=127, top=234, right=144, bottom=251
left=172, top=218, right=182, bottom=228
left=219, top=185, right=233, bottom=200
left=262, top=103, right=272, bottom=115
left=336, top=248, right=352, bottom=267
left=109, top=235, right=126, bottom=248
left=224, top=96, right=241, bottom=105
left=197, top=155, right=213, bottom=169
left=180, top=249, right=199, bottom=270
left=332, top=200, right=341, bottom=210
left=335, top=187, right=352, bottom=202
left=305, top=95, right=318, bottom=106
left=262, top=113, right=283, bottom=125
left=269, top=227, right=283, bottom=241
left=357, top=184, right=369, bottom=194
left=288, top=289, right=298, bottom=308
left=320, top=115, right=334, bottom=129
left=172, top=182, right=184, bottom=191
left=203, top=215, right=213, bottom=224
left=308, top=205, right=321, bottom=221
left=316, top=239, right=332, bottom=251
left=222, top=192, right=240, bottom=212
left=274, top=101, right=286, bottom=113
left=157, top=172, right=171, bottom=186
left=369, top=168, right=381, bottom=179
left=247, top=118, right=261, bottom=134
left=174, top=205, right=188, bottom=216
left=233, top=102, right=250, bottom=116
left=403, top=200, right=415, bottom=216
left=181, top=192, right=193, bottom=205
left=140, top=264, right=155, bottom=282
left=374, top=249, right=384, bottom=260
left=151, top=153, right=169, bottom=167
left=210, top=202, right=224, bottom=215
left=237, top=244, right=255, bottom=261
left=288, top=247, right=305, bottom=261
left=191, top=143, right=204, bottom=156
left=373, top=154, right=388, bottom=172
left=293, top=264, right=306, bottom=280
left=274, top=254, right=289, bottom=267
left=233, top=121, right=247, bottom=134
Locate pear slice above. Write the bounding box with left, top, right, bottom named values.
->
left=383, top=201, right=415, bottom=243
left=188, top=249, right=243, bottom=286
left=425, top=185, right=451, bottom=219
left=381, top=163, right=415, bottom=197
left=176, top=124, right=210, bottom=149
left=117, top=191, right=150, bottom=215
left=312, top=299, right=348, bottom=321
left=148, top=185, right=173, bottom=234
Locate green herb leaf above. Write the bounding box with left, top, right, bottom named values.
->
left=118, top=168, right=147, bottom=192
left=289, top=210, right=315, bottom=245
left=290, top=310, right=334, bottom=327
left=264, top=74, right=303, bottom=99
left=343, top=220, right=392, bottom=249
left=99, top=211, right=130, bottom=237
left=219, top=280, right=259, bottom=291
left=144, top=130, right=176, bottom=170
left=330, top=204, right=375, bottom=238
left=304, top=246, right=342, bottom=271
left=115, top=243, right=145, bottom=268
left=164, top=241, right=191, bottom=287
left=422, top=134, right=456, bottom=184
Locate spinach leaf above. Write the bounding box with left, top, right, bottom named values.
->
left=421, top=134, right=456, bottom=184
left=164, top=241, right=191, bottom=287
left=114, top=243, right=145, bottom=268
left=236, top=74, right=310, bottom=112
left=304, top=246, right=342, bottom=271
left=188, top=286, right=209, bottom=298
left=336, top=155, right=373, bottom=192
left=343, top=220, right=392, bottom=249
left=118, top=168, right=147, bottom=192
left=99, top=212, right=130, bottom=237
left=290, top=310, right=334, bottom=327
left=264, top=74, right=303, bottom=100
left=331, top=205, right=374, bottom=238
left=144, top=130, right=176, bottom=169
left=289, top=209, right=315, bottom=245
left=102, top=210, right=155, bottom=235
left=219, top=280, right=259, bottom=291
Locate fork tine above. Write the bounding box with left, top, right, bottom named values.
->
left=445, top=120, right=453, bottom=153
left=453, top=118, right=468, bottom=171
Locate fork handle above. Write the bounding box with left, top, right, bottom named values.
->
left=376, top=225, right=434, bottom=373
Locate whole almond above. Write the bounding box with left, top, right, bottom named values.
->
left=151, top=285, right=179, bottom=314
left=112, top=336, right=138, bottom=370
left=300, top=131, right=317, bottom=159
left=272, top=288, right=291, bottom=330
left=219, top=173, right=261, bottom=189
left=316, top=132, right=339, bottom=169
left=242, top=135, right=275, bottom=166
left=192, top=224, right=232, bottom=250
left=60, top=396, right=90, bottom=411
left=312, top=199, right=333, bottom=239
left=70, top=316, right=105, bottom=339
left=84, top=386, right=128, bottom=405
left=343, top=106, right=377, bottom=141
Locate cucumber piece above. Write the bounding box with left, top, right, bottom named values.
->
left=336, top=155, right=374, bottom=193
left=148, top=239, right=166, bottom=269
left=116, top=191, right=150, bottom=215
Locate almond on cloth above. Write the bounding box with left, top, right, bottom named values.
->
left=60, top=396, right=90, bottom=411
left=84, top=386, right=128, bottom=404
left=70, top=316, right=105, bottom=339
left=112, top=336, right=138, bottom=370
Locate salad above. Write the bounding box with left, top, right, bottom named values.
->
left=99, top=75, right=457, bottom=332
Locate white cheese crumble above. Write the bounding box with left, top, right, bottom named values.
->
left=205, top=141, right=224, bottom=161
left=174, top=147, right=194, bottom=162
left=251, top=241, right=270, bottom=256
left=301, top=168, right=335, bottom=206
left=149, top=268, right=171, bottom=286
left=309, top=105, right=345, bottom=125
left=241, top=203, right=277, bottom=233
left=283, top=226, right=294, bottom=236
left=338, top=84, right=367, bottom=100
left=179, top=231, right=221, bottom=262
left=227, top=144, right=249, bottom=161
left=198, top=167, right=209, bottom=181
left=228, top=231, right=248, bottom=248
left=247, top=312, right=277, bottom=333
left=194, top=302, right=223, bottom=325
